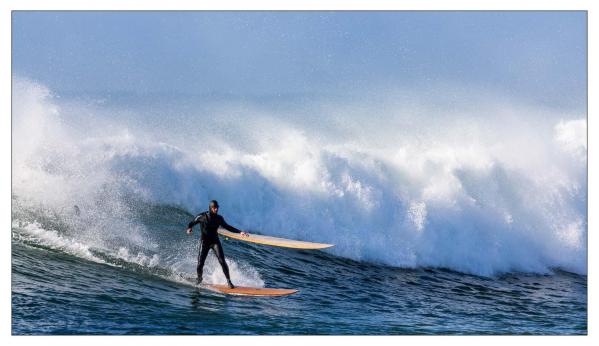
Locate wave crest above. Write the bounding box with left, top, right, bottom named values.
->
left=12, top=77, right=587, bottom=276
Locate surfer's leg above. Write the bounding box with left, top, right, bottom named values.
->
left=213, top=241, right=234, bottom=288
left=196, top=241, right=211, bottom=284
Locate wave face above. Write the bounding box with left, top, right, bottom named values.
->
left=12, top=77, right=587, bottom=277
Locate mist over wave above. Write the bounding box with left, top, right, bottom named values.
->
left=12, top=76, right=587, bottom=277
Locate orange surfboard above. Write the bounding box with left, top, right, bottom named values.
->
left=218, top=229, right=333, bottom=250
left=203, top=284, right=298, bottom=297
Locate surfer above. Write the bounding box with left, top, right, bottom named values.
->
left=186, top=200, right=249, bottom=288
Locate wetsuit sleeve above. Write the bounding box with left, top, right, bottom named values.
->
left=220, top=217, right=242, bottom=233
left=187, top=213, right=207, bottom=229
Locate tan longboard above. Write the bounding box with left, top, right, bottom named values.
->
left=218, top=229, right=334, bottom=250
left=202, top=284, right=298, bottom=297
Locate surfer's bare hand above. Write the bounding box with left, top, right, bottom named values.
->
left=186, top=228, right=192, bottom=235
left=240, top=231, right=249, bottom=237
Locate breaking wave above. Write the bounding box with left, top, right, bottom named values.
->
left=12, top=76, right=587, bottom=276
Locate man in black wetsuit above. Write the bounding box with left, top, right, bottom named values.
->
left=185, top=200, right=248, bottom=288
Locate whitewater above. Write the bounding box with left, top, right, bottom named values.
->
left=12, top=76, right=587, bottom=276
left=11, top=76, right=587, bottom=335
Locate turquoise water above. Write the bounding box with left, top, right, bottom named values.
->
left=11, top=203, right=587, bottom=335
left=11, top=76, right=587, bottom=335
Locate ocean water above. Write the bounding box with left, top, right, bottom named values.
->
left=11, top=77, right=587, bottom=335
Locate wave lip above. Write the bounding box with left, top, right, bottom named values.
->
left=11, top=76, right=587, bottom=277
left=12, top=222, right=106, bottom=264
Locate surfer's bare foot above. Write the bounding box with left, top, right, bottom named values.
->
left=227, top=280, right=235, bottom=289
left=196, top=277, right=203, bottom=285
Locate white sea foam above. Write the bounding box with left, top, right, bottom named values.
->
left=12, top=221, right=105, bottom=264
left=116, top=247, right=160, bottom=268
left=554, top=119, right=587, bottom=161
left=12, top=77, right=587, bottom=276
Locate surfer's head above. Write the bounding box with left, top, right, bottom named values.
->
left=209, top=200, right=219, bottom=214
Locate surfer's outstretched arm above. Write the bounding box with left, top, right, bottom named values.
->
left=221, top=218, right=241, bottom=233
left=186, top=213, right=207, bottom=234
left=221, top=217, right=249, bottom=237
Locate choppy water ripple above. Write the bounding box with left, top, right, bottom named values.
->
left=12, top=236, right=586, bottom=335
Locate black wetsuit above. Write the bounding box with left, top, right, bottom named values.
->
left=187, top=211, right=242, bottom=282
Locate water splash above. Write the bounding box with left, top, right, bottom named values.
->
left=12, top=76, right=587, bottom=276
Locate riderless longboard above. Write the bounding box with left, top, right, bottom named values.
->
left=202, top=284, right=298, bottom=297
left=218, top=229, right=334, bottom=250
